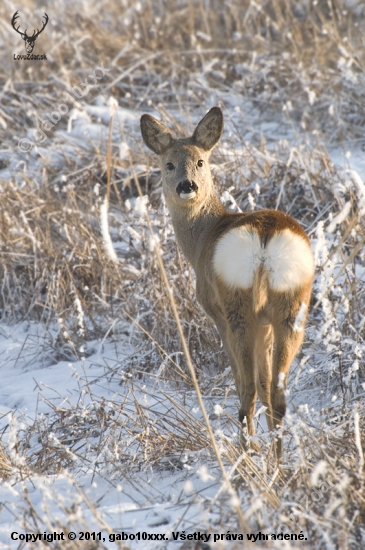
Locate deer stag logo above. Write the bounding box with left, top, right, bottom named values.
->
left=11, top=10, right=49, bottom=54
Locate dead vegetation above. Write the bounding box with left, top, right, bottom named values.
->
left=0, top=0, right=365, bottom=547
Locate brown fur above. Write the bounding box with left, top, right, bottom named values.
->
left=140, top=107, right=314, bottom=460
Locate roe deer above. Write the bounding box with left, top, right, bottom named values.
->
left=140, top=107, right=314, bottom=459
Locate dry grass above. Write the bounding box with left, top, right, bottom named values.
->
left=0, top=0, right=365, bottom=547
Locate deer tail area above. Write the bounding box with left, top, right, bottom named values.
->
left=252, top=265, right=269, bottom=315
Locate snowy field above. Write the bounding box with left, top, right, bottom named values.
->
left=0, top=0, right=365, bottom=548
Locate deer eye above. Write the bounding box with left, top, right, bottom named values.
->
left=197, top=160, right=204, bottom=168
left=166, top=162, right=175, bottom=171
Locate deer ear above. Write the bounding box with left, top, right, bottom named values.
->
left=140, top=114, right=174, bottom=155
left=192, top=107, right=223, bottom=151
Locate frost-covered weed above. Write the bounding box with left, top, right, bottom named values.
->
left=0, top=0, right=365, bottom=548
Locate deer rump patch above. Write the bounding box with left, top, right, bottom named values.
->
left=213, top=226, right=314, bottom=292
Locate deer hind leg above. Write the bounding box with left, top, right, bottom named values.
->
left=220, top=326, right=258, bottom=448
left=271, top=304, right=308, bottom=459
left=236, top=344, right=258, bottom=452
left=254, top=324, right=274, bottom=431
left=222, top=292, right=259, bottom=450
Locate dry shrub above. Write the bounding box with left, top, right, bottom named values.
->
left=0, top=0, right=364, bottom=548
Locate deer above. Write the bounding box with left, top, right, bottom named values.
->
left=11, top=11, right=49, bottom=54
left=140, top=107, right=314, bottom=459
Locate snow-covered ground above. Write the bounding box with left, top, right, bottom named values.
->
left=1, top=0, right=365, bottom=548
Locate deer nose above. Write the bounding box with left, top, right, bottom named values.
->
left=176, top=180, right=198, bottom=195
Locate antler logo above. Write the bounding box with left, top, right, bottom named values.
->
left=11, top=10, right=49, bottom=54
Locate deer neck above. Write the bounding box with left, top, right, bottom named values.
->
left=167, top=192, right=226, bottom=270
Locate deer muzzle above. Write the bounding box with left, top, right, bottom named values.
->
left=176, top=180, right=198, bottom=200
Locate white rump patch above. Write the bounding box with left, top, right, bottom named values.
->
left=213, top=226, right=314, bottom=291
left=180, top=191, right=196, bottom=200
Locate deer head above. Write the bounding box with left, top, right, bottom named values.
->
left=11, top=11, right=49, bottom=54
left=141, top=107, right=223, bottom=212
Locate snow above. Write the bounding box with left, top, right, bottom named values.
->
left=1, top=3, right=365, bottom=546
left=1, top=102, right=364, bottom=547
left=0, top=323, right=223, bottom=549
